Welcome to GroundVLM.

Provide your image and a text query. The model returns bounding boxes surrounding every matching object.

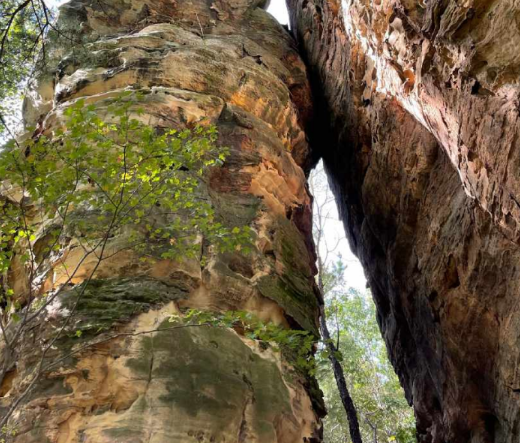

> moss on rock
[123,321,297,441]
[256,216,319,335]
[61,277,189,334]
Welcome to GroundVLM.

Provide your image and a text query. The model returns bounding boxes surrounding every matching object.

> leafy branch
[0,92,252,431]
[0,0,56,135]
[170,309,319,375]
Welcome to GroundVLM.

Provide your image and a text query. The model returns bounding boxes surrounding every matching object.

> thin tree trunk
[319,304,364,443]
[311,169,364,443]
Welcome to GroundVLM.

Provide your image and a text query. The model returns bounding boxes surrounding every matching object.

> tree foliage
[0,0,55,135]
[309,164,415,443]
[1,93,250,298]
[0,93,251,432]
[317,259,416,443]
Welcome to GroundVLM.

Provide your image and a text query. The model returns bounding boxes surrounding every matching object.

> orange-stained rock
[0,0,324,441]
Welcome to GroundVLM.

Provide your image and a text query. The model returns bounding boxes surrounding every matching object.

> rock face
[288,1,520,442]
[0,0,324,441]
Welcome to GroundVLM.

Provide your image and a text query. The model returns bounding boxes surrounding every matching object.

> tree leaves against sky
[0,0,54,135]
[317,259,416,443]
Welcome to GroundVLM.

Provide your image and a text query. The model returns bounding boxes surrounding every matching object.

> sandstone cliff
[288,1,520,442]
[0,0,325,441]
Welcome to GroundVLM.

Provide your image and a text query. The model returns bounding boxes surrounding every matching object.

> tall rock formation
[0,0,325,441]
[288,1,520,442]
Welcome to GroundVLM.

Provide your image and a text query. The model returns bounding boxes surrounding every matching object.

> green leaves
[0,423,17,442]
[317,259,416,443]
[0,93,252,319]
[171,308,318,375]
[0,0,58,137]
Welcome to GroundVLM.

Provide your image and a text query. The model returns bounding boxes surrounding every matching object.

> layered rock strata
[288,1,520,442]
[0,1,324,441]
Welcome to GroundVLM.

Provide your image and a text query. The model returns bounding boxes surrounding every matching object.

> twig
[0,0,32,63]
[195,13,205,40]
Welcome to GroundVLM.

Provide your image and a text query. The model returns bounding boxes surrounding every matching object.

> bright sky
[267,0,289,25]
[266,0,367,291]
[310,163,368,291]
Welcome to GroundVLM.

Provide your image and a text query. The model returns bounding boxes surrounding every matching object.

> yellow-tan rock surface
[0,0,324,441]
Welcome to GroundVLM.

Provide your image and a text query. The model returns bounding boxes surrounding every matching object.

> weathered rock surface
[288,1,520,442]
[0,0,324,441]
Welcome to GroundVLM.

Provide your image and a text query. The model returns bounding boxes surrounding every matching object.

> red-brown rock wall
[288,0,520,441]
